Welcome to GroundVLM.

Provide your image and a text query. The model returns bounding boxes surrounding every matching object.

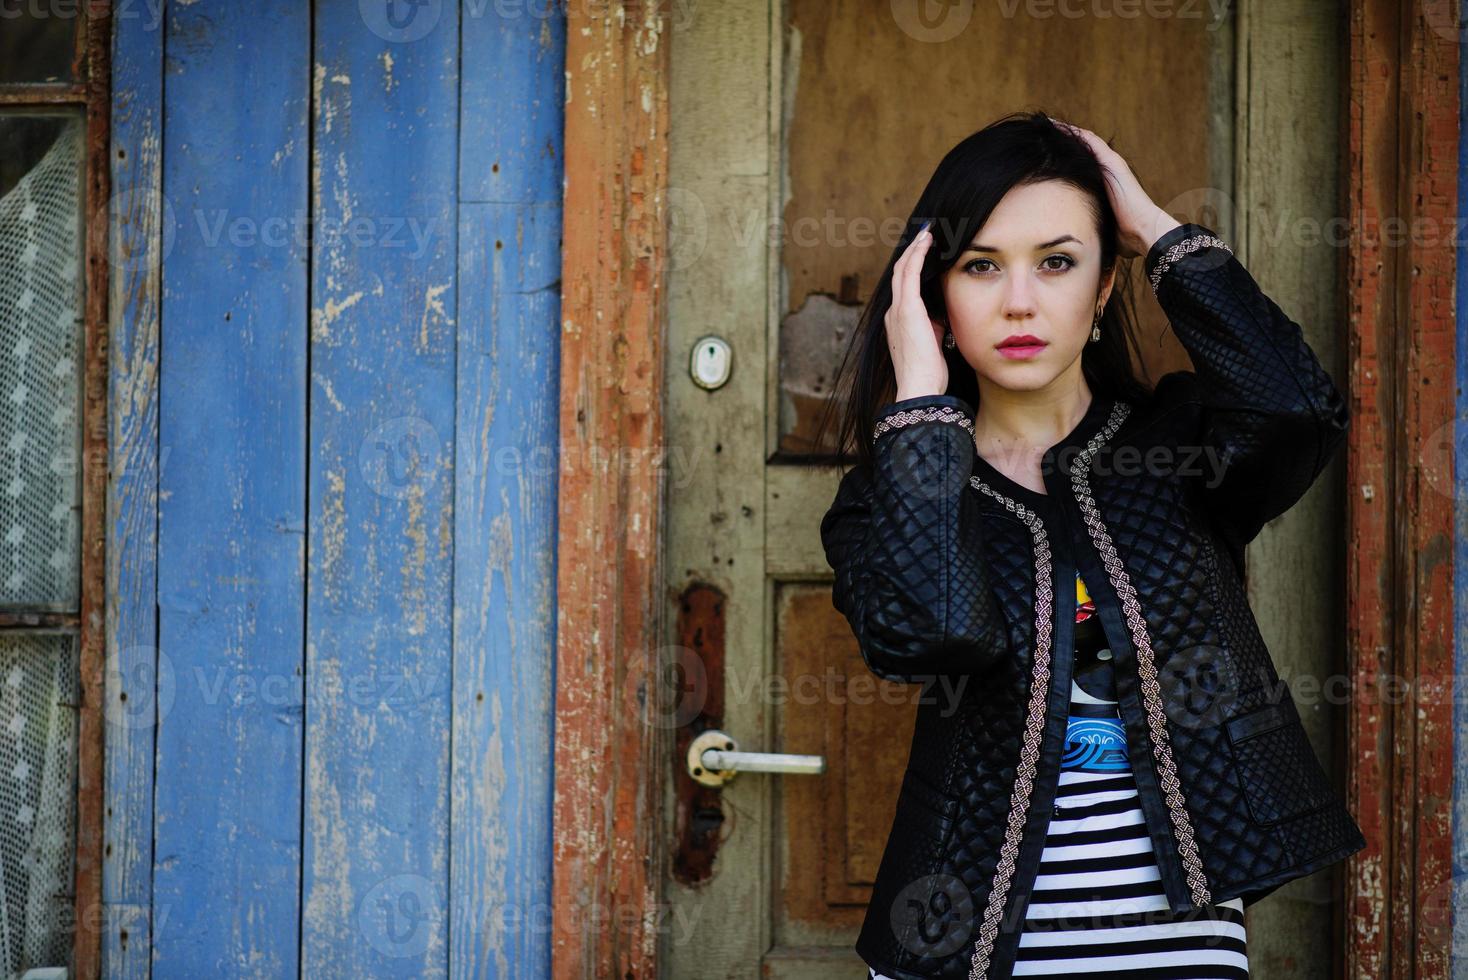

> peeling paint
[420,281,451,350]
[311,290,363,343]
[318,469,346,605]
[312,372,345,413]
[379,50,396,94]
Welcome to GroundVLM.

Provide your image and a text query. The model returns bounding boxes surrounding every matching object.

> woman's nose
[1001,273,1038,317]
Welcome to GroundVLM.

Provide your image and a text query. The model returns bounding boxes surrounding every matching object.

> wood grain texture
[555,3,671,978]
[76,3,113,977]
[302,2,459,976]
[1345,1,1459,976]
[1344,1,1394,970]
[1454,1,1468,964]
[1231,1,1347,974]
[662,1,775,974]
[777,584,910,931]
[450,10,564,977]
[107,0,163,975]
[149,1,309,975]
[105,4,569,975]
[1395,3,1457,974]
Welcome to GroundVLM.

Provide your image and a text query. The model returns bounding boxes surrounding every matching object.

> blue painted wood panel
[302,2,459,976]
[449,10,564,978]
[150,1,311,976]
[104,4,164,977]
[459,7,565,206]
[108,2,566,975]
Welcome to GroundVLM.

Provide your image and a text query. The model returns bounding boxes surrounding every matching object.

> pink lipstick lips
[996,333,1048,360]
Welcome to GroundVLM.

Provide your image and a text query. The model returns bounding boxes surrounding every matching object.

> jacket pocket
[1225,698,1335,826]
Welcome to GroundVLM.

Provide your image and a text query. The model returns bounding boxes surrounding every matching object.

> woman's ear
[1099,266,1118,308]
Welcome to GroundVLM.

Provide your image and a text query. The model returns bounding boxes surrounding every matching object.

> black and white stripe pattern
[867,768,1248,979]
[867,573,1248,978]
[1009,766,1248,977]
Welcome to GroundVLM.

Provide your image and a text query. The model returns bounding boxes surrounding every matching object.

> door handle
[686,729,825,787]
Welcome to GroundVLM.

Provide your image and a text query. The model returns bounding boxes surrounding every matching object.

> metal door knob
[686,729,825,787]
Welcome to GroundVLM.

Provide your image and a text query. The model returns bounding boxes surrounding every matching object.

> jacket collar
[969,391,1123,511]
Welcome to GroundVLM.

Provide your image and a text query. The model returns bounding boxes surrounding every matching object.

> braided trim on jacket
[871,404,975,444]
[1147,233,1232,292]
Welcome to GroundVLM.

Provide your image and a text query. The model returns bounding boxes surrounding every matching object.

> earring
[1089,308,1103,342]
[943,329,956,350]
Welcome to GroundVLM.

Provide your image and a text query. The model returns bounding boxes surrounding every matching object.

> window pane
[0,9,77,85]
[0,115,83,610]
[0,633,78,976]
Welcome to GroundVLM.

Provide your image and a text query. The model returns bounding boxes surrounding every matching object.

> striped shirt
[868,572,1248,978]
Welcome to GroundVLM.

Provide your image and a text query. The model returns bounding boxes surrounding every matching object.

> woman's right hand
[887,222,949,401]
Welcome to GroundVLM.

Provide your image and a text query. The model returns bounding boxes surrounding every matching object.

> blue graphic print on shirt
[1063,571,1127,773]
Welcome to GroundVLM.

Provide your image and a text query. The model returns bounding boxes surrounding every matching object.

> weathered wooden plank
[458,6,563,205]
[149,1,309,975]
[1454,10,1468,964]
[450,200,560,979]
[662,3,778,969]
[450,9,564,978]
[1344,2,1393,970]
[1233,2,1346,973]
[1346,1,1459,976]
[104,0,159,975]
[1399,5,1458,976]
[302,2,458,976]
[555,3,671,978]
[76,4,114,977]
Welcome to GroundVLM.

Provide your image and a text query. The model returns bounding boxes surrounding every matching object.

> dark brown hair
[816,109,1156,471]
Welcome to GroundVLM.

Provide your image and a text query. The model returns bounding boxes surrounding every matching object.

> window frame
[0,3,110,978]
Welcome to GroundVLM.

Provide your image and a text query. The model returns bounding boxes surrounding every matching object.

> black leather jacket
[820,222,1367,979]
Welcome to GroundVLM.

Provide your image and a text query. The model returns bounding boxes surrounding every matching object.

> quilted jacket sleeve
[819,393,1010,684]
[1145,221,1350,551]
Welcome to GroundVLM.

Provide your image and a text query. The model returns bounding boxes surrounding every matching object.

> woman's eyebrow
[963,234,1082,253]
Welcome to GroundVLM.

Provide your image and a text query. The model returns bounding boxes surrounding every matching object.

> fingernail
[919,219,932,234]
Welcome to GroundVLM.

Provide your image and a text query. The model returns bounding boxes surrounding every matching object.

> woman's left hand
[1050,119,1182,260]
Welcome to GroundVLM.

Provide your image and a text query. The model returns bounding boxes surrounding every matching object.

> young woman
[818,112,1366,979]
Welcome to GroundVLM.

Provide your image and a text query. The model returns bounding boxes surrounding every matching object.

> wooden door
[107,3,566,976]
[660,1,1344,976]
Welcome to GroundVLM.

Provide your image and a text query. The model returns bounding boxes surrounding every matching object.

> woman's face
[940,180,1113,393]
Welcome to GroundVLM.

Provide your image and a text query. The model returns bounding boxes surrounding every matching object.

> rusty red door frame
[553,5,672,980]
[1344,0,1458,975]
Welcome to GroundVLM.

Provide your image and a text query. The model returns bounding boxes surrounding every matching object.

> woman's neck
[971,376,1094,473]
